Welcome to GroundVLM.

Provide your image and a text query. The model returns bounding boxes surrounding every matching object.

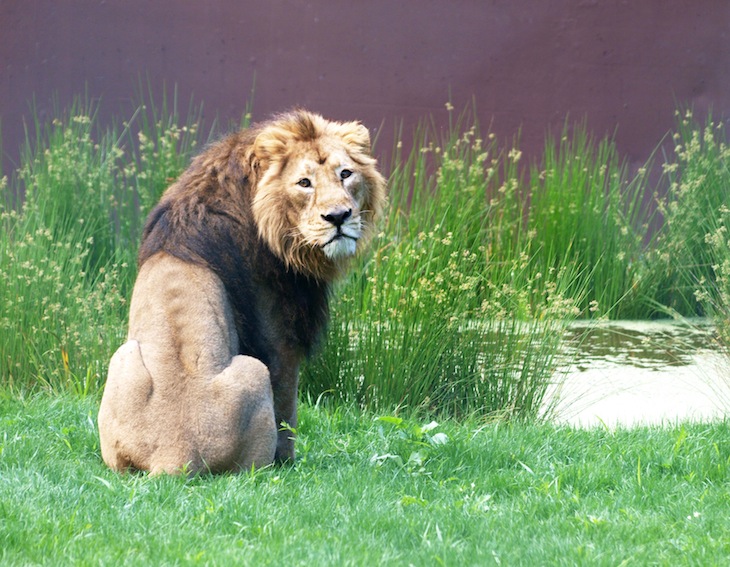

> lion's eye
[297,178,312,189]
[340,169,353,180]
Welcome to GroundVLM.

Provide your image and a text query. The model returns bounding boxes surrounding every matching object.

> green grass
[1,395,729,566]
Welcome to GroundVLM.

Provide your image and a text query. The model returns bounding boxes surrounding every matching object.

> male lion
[98,110,386,474]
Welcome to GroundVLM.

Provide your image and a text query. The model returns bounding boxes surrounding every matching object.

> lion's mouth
[321,232,359,259]
[323,232,358,247]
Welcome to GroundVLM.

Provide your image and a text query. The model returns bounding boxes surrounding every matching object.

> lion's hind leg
[201,355,277,472]
[98,340,155,472]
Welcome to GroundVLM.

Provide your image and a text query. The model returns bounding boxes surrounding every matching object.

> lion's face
[276,141,368,261]
[250,112,386,278]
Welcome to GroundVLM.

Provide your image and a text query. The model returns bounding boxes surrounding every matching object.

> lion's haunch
[98,110,386,474]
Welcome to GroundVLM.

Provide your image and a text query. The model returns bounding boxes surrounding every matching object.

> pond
[547,319,730,427]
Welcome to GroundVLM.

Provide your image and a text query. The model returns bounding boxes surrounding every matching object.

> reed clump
[666,112,730,344]
[1,95,205,394]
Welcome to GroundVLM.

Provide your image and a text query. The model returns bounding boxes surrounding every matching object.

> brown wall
[2,1,729,174]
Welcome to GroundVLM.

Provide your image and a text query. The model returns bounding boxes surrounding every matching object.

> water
[547,319,730,427]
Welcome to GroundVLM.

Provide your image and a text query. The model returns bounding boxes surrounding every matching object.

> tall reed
[652,110,730,316]
[527,122,655,318]
[699,205,730,346]
[665,112,730,342]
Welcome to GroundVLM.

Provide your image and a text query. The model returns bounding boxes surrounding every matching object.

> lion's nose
[321,208,352,228]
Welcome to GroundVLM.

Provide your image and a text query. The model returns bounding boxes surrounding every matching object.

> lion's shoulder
[128,253,238,360]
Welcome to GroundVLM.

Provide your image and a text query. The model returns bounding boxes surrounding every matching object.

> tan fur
[98,110,386,474]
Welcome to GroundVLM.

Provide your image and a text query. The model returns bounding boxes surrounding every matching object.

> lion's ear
[335,122,372,154]
[253,125,290,162]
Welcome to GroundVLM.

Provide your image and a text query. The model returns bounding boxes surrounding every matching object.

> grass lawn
[1,395,729,566]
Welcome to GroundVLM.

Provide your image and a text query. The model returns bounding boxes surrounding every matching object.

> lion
[98,110,386,474]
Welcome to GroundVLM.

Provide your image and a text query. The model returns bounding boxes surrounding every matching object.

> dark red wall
[2,1,729,173]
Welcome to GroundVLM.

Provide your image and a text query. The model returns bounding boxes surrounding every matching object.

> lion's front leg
[269,361,299,463]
